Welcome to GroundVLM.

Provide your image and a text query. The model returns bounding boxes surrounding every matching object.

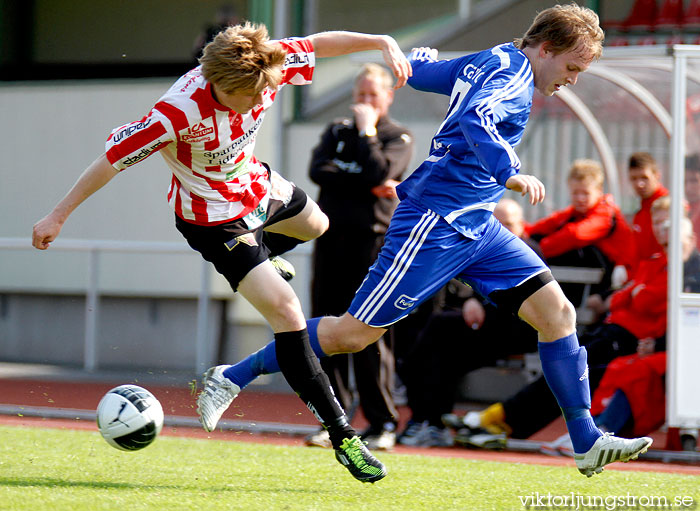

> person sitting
[558,203,700,454]
[684,154,700,250]
[454,195,671,445]
[525,159,635,304]
[627,152,668,265]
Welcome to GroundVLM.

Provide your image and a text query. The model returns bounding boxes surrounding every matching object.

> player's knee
[264,295,306,332]
[557,298,577,331]
[541,296,577,335]
[324,330,367,353]
[322,314,382,354]
[309,210,329,239]
[294,210,328,242]
[519,282,577,338]
[340,333,376,353]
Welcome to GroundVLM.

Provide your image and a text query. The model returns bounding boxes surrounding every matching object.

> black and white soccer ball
[96,384,164,451]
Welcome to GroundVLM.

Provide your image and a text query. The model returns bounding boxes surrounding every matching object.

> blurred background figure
[453,195,682,450]
[192,4,242,62]
[304,63,414,451]
[578,202,700,454]
[685,154,700,250]
[627,152,668,264]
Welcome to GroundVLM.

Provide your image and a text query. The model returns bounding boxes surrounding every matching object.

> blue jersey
[397,43,534,240]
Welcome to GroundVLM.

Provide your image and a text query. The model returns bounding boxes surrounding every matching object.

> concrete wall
[0,294,216,370]
[0,78,280,373]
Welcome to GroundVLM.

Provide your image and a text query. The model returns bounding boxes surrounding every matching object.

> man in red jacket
[628,152,668,264]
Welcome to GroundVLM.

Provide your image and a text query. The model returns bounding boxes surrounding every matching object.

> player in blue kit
[198,3,652,478]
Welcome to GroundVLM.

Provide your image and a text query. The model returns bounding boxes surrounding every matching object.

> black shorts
[175,182,307,291]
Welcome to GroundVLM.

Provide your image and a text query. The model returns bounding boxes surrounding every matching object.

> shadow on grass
[0,476,180,491]
[0,476,335,496]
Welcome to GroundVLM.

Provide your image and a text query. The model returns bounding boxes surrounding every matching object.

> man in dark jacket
[306,63,414,450]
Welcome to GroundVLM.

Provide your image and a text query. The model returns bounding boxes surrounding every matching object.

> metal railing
[0,238,212,373]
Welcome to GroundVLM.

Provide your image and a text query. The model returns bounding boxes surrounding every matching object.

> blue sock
[539,333,602,454]
[223,317,327,389]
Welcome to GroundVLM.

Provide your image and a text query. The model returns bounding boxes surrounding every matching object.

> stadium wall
[0,79,432,375]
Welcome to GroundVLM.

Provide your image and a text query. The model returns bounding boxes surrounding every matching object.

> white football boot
[574,432,652,477]
[196,365,240,432]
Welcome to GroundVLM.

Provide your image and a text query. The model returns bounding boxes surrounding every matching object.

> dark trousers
[312,228,398,430]
[503,323,639,439]
[400,304,539,426]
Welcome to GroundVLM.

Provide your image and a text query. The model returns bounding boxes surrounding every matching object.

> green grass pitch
[0,425,697,510]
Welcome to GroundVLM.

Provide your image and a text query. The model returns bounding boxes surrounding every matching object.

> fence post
[84,248,100,372]
[195,259,211,373]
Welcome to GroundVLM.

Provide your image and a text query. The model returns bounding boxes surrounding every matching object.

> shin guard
[539,335,601,453]
[275,329,354,447]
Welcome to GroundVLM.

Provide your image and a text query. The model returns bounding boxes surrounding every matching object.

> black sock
[263,232,304,257]
[274,329,355,448]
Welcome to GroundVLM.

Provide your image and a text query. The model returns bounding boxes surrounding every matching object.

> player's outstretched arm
[505,174,546,205]
[32,154,119,250]
[307,31,411,88]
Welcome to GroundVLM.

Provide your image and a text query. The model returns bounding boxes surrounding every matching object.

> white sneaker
[305,429,332,449]
[399,421,453,447]
[462,411,483,429]
[426,425,454,447]
[364,430,396,451]
[196,365,240,432]
[454,428,504,450]
[540,433,574,457]
[574,432,652,477]
[398,421,430,446]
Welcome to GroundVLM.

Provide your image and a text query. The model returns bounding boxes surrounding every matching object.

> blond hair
[651,197,693,238]
[354,63,393,90]
[651,195,671,213]
[515,3,604,60]
[199,22,287,94]
[568,159,604,188]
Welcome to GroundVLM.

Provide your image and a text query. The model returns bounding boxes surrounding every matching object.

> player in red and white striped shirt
[32,22,411,482]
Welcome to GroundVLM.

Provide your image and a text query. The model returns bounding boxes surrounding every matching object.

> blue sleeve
[407,51,461,96]
[457,66,531,186]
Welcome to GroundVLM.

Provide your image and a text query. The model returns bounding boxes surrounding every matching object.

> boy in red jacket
[526,159,635,301]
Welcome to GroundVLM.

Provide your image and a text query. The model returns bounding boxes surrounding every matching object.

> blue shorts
[348,200,548,327]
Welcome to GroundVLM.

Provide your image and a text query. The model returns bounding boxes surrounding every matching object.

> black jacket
[309,115,413,234]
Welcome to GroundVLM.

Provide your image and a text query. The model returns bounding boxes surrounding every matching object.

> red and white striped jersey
[105,37,315,225]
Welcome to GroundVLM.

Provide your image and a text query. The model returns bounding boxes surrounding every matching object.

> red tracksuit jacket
[525,194,636,271]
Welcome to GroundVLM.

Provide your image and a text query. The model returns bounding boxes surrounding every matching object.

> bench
[549,265,606,327]
[459,265,607,402]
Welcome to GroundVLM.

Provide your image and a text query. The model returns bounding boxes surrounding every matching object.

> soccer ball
[96,384,164,451]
